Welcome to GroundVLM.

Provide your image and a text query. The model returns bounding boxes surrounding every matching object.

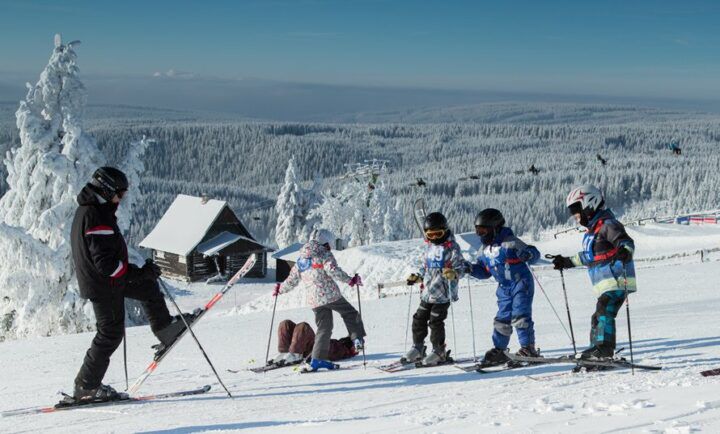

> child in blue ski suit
[469,209,541,365]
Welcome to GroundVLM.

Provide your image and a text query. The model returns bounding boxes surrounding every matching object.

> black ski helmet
[90,167,128,201]
[474,208,505,228]
[475,208,505,244]
[423,212,448,231]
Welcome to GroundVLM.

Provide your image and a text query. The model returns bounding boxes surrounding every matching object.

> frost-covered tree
[274,157,303,248]
[310,178,404,247]
[0,35,145,341]
[297,173,323,242]
[384,198,405,242]
[275,158,324,248]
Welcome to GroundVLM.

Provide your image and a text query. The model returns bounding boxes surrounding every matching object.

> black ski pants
[412,300,450,351]
[75,279,172,389]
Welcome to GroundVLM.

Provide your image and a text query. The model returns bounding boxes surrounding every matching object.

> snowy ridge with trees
[3,103,719,249]
[83,115,719,248]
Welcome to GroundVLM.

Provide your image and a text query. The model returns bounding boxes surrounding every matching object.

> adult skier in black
[70,167,196,402]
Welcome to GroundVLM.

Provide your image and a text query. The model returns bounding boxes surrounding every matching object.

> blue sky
[0,0,719,112]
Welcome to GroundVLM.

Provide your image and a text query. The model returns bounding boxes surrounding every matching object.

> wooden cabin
[139,194,271,282]
[271,242,304,282]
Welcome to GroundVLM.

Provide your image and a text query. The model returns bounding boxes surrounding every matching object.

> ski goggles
[424,229,447,240]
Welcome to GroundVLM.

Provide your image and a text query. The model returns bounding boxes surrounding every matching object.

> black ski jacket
[70,184,129,300]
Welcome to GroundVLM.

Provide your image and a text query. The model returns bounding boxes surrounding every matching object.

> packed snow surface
[2,223,720,433]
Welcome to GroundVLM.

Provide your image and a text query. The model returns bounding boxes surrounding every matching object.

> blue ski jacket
[570,209,637,297]
[469,227,540,288]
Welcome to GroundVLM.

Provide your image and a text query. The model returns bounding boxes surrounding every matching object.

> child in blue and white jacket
[469,208,541,365]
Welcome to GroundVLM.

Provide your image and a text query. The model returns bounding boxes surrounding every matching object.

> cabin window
[156,251,165,260]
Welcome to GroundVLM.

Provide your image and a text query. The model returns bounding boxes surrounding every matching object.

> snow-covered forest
[2,103,720,248]
[60,116,720,246]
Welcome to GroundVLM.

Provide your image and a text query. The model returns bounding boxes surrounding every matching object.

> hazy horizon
[1,0,719,120]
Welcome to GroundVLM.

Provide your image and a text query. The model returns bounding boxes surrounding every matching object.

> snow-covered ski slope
[2,223,720,433]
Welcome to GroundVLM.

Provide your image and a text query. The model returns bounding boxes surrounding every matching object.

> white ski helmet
[566,184,605,216]
[310,228,335,246]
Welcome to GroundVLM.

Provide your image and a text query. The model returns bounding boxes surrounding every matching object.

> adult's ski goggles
[424,229,447,240]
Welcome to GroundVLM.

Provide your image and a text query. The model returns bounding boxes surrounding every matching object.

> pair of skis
[228,359,305,374]
[378,351,475,373]
[1,385,211,417]
[3,255,257,418]
[454,351,661,375]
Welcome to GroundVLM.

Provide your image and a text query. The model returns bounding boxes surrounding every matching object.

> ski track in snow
[2,223,720,433]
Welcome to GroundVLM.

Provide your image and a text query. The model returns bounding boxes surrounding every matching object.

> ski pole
[122,324,129,391]
[449,298,458,359]
[558,269,578,355]
[158,279,233,398]
[404,285,414,354]
[265,292,279,369]
[355,284,367,368]
[623,264,635,375]
[465,277,477,362]
[544,254,577,355]
[528,267,573,345]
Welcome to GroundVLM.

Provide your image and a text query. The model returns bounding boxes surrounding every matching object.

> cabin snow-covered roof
[271,242,304,262]
[139,194,230,256]
[196,231,268,257]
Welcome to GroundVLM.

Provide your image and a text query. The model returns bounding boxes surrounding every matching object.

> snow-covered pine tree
[274,157,304,249]
[297,172,323,242]
[384,198,405,242]
[0,35,145,341]
[368,181,390,244]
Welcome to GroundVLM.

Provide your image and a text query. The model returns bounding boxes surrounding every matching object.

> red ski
[128,254,257,394]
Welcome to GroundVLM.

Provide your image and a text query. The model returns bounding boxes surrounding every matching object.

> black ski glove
[142,258,162,280]
[615,246,633,264]
[552,255,575,270]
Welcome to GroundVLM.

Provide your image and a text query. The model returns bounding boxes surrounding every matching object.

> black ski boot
[480,347,510,367]
[511,345,542,367]
[578,345,614,360]
[153,309,201,355]
[515,345,540,358]
[73,383,127,402]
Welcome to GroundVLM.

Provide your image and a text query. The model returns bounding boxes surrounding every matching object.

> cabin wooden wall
[153,250,190,282]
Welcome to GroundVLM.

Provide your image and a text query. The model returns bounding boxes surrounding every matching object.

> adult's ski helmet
[474,208,505,244]
[566,184,604,227]
[90,167,128,201]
